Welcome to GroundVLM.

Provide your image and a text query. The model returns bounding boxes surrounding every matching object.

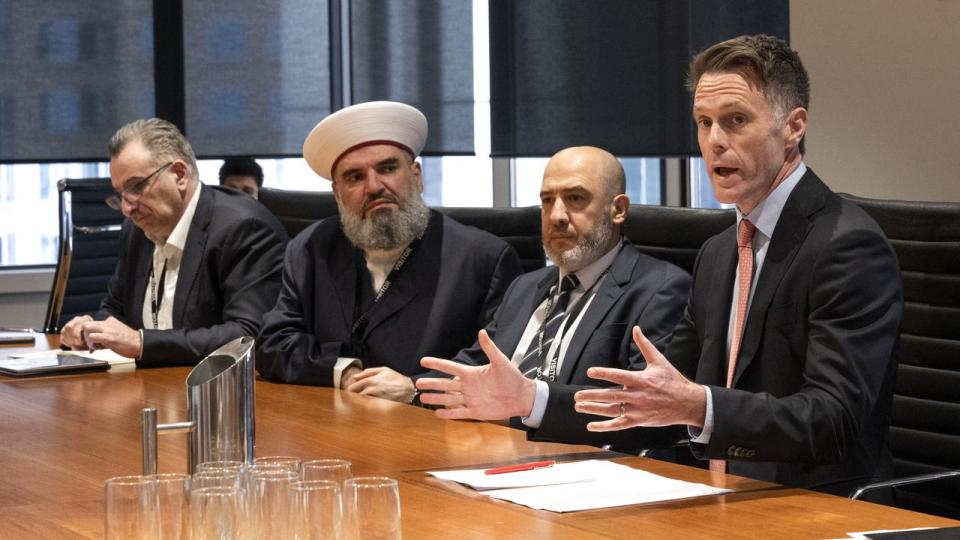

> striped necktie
[518,274,580,379]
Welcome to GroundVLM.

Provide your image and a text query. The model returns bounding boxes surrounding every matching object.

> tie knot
[738,219,756,248]
[560,274,579,294]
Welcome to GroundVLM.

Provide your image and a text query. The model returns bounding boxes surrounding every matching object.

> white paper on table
[845,528,937,539]
[428,459,616,490]
[9,348,135,365]
[429,459,732,513]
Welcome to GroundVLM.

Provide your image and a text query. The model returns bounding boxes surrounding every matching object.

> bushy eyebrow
[339,157,402,178]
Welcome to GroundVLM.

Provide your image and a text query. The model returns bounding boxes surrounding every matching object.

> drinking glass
[289,480,342,539]
[189,486,245,540]
[302,458,353,485]
[254,455,302,473]
[248,467,299,537]
[343,477,401,540]
[196,460,244,474]
[192,469,244,491]
[104,475,160,540]
[153,473,189,540]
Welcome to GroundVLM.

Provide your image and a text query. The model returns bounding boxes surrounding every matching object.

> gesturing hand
[574,326,705,431]
[417,329,537,420]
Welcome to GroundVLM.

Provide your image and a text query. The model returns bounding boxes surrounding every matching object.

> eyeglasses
[105,161,173,210]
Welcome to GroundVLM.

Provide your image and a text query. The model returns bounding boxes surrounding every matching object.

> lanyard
[350,236,422,337]
[149,258,168,329]
[535,270,608,382]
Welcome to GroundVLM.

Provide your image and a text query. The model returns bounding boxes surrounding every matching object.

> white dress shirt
[690,162,807,443]
[141,183,202,331]
[332,244,408,388]
[517,241,623,428]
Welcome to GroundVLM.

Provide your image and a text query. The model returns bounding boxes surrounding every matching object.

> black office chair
[43,178,124,333]
[258,187,338,238]
[438,206,545,272]
[841,193,960,519]
[623,204,735,274]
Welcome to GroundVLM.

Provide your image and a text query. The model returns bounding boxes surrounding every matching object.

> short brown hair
[687,34,810,152]
[108,118,199,179]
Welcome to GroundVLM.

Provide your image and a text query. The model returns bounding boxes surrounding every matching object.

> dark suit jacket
[256,211,522,386]
[97,185,288,366]
[453,242,691,449]
[667,169,902,494]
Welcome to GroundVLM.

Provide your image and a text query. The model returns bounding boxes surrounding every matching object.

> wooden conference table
[1,334,957,539]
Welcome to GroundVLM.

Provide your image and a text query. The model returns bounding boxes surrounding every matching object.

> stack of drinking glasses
[104,456,402,539]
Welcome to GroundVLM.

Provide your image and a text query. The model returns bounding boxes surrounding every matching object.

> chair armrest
[849,470,960,500]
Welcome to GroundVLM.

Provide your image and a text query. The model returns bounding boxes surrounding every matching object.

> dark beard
[543,211,613,272]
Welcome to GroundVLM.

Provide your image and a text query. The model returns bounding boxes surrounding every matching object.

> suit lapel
[360,266,418,341]
[130,230,153,328]
[702,228,738,386]
[171,187,212,327]
[500,269,558,359]
[360,212,442,341]
[732,171,827,385]
[330,228,361,332]
[557,247,634,382]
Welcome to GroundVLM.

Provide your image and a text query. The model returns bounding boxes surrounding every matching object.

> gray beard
[339,194,430,251]
[543,212,614,272]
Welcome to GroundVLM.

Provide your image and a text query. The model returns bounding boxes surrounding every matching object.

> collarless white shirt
[331,241,412,388]
[364,245,407,293]
[142,183,202,330]
[518,240,623,428]
[692,162,807,443]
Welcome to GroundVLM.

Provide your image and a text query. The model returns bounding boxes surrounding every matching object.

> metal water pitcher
[141,336,256,474]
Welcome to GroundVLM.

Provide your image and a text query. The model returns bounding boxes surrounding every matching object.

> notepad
[428,459,733,512]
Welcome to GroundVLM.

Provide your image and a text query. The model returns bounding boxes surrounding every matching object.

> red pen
[483,460,556,475]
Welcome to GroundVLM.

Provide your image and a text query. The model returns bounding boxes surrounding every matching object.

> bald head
[544,146,626,200]
[540,146,629,272]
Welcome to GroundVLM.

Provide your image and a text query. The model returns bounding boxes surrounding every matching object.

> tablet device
[0,331,36,344]
[0,354,109,376]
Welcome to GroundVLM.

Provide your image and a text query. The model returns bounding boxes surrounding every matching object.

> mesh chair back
[841,193,960,518]
[623,204,735,274]
[43,178,123,332]
[438,206,544,272]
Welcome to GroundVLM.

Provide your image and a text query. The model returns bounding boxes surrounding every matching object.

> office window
[0,1,154,162]
[514,158,662,208]
[0,162,108,267]
[206,88,250,130]
[183,0,330,157]
[351,0,475,155]
[37,19,81,64]
[688,157,732,210]
[205,18,249,63]
[42,88,82,132]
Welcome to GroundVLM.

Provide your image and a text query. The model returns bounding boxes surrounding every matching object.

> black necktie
[518,274,580,379]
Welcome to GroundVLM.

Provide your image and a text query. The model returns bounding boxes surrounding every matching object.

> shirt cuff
[333,357,362,389]
[521,379,550,428]
[688,385,714,444]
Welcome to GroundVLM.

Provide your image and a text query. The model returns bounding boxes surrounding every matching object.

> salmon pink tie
[710,218,756,475]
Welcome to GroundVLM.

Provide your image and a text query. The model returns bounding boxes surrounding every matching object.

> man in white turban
[257,101,522,404]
